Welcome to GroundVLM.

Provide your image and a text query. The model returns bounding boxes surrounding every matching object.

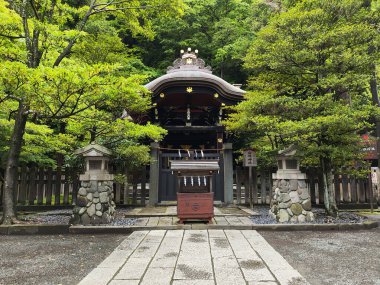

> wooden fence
[1,166,378,208]
[0,166,149,207]
[233,168,378,207]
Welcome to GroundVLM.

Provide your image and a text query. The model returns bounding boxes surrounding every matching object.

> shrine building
[145,48,245,205]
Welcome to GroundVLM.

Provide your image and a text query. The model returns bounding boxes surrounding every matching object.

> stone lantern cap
[274,145,305,180]
[75,142,114,181]
[74,142,112,157]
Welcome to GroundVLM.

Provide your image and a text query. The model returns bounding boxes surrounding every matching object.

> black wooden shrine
[146,48,245,205]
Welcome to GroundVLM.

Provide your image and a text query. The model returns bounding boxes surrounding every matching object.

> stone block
[93,191,100,198]
[287,208,293,216]
[79,207,86,215]
[279,193,291,203]
[289,191,300,203]
[96,203,102,210]
[87,203,96,217]
[278,202,291,209]
[78,187,87,196]
[298,180,306,188]
[81,213,90,224]
[290,203,303,215]
[100,192,108,203]
[278,209,289,222]
[306,212,315,222]
[87,193,93,201]
[300,189,310,200]
[96,211,103,217]
[298,214,306,223]
[290,216,298,223]
[77,196,88,207]
[289,180,298,191]
[302,199,312,211]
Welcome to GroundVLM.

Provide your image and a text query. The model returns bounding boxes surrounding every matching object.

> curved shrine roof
[144,49,245,100]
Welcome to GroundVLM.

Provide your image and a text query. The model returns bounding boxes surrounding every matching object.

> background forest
[0,0,380,222]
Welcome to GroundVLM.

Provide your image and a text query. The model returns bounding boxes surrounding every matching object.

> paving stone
[131,230,165,258]
[238,216,254,225]
[165,206,177,215]
[150,230,183,268]
[158,216,173,226]
[242,230,310,285]
[114,257,152,280]
[115,231,149,251]
[97,250,132,269]
[172,281,215,285]
[248,282,278,285]
[77,267,116,285]
[174,230,213,280]
[146,216,159,226]
[79,229,310,285]
[214,216,229,225]
[225,230,275,282]
[133,218,149,226]
[225,216,243,225]
[109,280,140,285]
[140,267,175,285]
[213,207,223,215]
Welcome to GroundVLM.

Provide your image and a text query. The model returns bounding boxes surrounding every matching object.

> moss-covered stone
[290,203,303,215]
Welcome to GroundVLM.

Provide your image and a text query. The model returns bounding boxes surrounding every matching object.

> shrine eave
[144,70,245,100]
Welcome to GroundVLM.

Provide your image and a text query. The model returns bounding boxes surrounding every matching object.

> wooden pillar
[149,142,160,206]
[217,132,223,150]
[223,143,233,204]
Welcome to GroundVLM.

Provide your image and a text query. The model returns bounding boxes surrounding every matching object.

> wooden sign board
[371,167,378,184]
[243,150,257,167]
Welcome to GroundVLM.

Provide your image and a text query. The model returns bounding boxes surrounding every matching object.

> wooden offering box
[170,160,219,223]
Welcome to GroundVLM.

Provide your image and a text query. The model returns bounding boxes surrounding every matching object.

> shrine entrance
[145,48,245,205]
[158,150,224,202]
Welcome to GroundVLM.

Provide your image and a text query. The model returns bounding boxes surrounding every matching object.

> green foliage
[134,0,277,84]
[227,0,380,173]
[0,0,182,171]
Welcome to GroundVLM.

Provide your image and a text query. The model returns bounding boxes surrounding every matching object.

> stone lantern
[71,142,116,225]
[270,147,314,223]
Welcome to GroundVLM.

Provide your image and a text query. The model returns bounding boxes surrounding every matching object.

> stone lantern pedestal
[270,148,314,223]
[71,143,116,225]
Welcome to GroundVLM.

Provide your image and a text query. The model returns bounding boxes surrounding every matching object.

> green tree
[0,0,182,224]
[134,0,276,84]
[227,0,380,216]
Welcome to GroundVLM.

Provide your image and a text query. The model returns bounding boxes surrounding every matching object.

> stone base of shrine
[71,180,116,225]
[270,173,314,223]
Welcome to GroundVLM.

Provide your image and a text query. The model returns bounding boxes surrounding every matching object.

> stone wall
[71,181,116,225]
[269,179,314,223]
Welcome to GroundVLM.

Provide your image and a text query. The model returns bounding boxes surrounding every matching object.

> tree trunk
[369,68,380,167]
[1,103,28,224]
[321,156,338,217]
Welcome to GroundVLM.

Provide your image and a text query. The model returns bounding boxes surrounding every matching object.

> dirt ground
[260,227,380,285]
[0,234,127,285]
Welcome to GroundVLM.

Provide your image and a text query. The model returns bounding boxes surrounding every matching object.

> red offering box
[177,192,214,223]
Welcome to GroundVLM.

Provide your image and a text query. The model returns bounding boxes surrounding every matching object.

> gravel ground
[250,206,368,224]
[0,234,127,285]
[18,208,137,226]
[260,228,380,285]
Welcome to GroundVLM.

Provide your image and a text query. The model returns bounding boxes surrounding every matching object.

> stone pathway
[125,206,255,217]
[126,206,258,227]
[78,230,309,285]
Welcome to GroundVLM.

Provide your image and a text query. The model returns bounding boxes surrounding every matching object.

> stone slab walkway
[125,206,256,217]
[78,230,309,285]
